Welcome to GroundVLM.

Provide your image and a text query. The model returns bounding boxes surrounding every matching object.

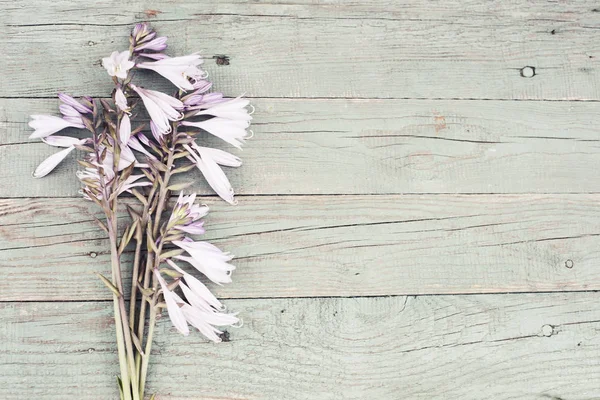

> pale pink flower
[33,137,88,178]
[118,174,152,194]
[173,239,236,285]
[193,97,252,122]
[59,104,86,127]
[139,53,169,61]
[184,144,236,204]
[127,136,156,160]
[119,114,131,144]
[134,36,167,52]
[155,270,190,336]
[180,301,239,343]
[58,93,92,114]
[167,192,208,235]
[160,261,239,342]
[137,54,206,91]
[193,146,242,167]
[183,91,222,108]
[29,115,84,139]
[115,88,130,114]
[181,118,250,149]
[166,259,224,311]
[130,84,183,135]
[102,51,135,79]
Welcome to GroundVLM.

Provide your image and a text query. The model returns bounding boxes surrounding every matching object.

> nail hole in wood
[520,66,536,78]
[541,324,554,337]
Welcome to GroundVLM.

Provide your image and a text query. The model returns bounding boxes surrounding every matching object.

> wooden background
[1,1,600,399]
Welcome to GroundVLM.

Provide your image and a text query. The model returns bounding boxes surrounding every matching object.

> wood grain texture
[1,293,599,399]
[3,98,600,197]
[1,195,599,301]
[1,0,600,99]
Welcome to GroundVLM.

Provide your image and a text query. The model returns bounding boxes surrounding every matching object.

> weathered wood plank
[1,0,600,99]
[1,293,599,399]
[3,98,600,196]
[1,195,599,300]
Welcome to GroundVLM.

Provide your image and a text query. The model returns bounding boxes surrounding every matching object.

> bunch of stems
[94,108,184,399]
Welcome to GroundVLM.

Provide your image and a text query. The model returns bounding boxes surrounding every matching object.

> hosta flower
[114,88,130,114]
[28,115,84,139]
[182,90,220,108]
[132,23,155,42]
[167,192,209,235]
[119,114,131,144]
[155,270,189,336]
[182,118,250,149]
[102,51,135,79]
[134,36,167,52]
[173,239,236,285]
[127,136,156,160]
[166,259,224,311]
[59,104,86,127]
[156,266,239,342]
[137,54,206,91]
[184,144,237,204]
[58,93,92,114]
[33,136,88,178]
[130,84,183,135]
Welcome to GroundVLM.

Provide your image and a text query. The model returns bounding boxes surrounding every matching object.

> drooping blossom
[58,93,92,114]
[127,136,156,160]
[102,51,135,79]
[119,114,131,144]
[193,146,242,168]
[155,270,189,336]
[59,104,86,127]
[137,54,206,91]
[181,86,218,108]
[193,97,252,121]
[115,88,130,114]
[33,136,88,178]
[130,84,183,135]
[184,144,236,204]
[132,23,155,43]
[167,192,208,235]
[173,239,236,285]
[28,115,84,139]
[155,268,239,341]
[182,118,250,149]
[166,259,225,311]
[134,36,167,52]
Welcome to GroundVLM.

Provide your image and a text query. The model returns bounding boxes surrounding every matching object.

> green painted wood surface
[1,0,600,398]
[2,0,600,100]
[3,98,600,196]
[1,294,600,399]
[0,195,598,301]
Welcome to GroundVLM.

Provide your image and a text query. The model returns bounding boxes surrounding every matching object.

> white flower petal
[155,270,189,336]
[33,146,75,178]
[42,136,85,148]
[29,115,82,139]
[115,88,129,113]
[187,145,236,204]
[119,114,131,144]
[192,145,241,167]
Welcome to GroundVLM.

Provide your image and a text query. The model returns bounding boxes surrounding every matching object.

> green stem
[139,302,157,398]
[112,293,131,400]
[138,146,176,398]
[108,218,141,400]
[129,235,143,329]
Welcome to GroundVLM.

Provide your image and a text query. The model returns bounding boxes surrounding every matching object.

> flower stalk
[28,23,252,398]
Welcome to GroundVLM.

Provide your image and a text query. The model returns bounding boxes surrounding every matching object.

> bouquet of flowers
[28,23,252,399]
